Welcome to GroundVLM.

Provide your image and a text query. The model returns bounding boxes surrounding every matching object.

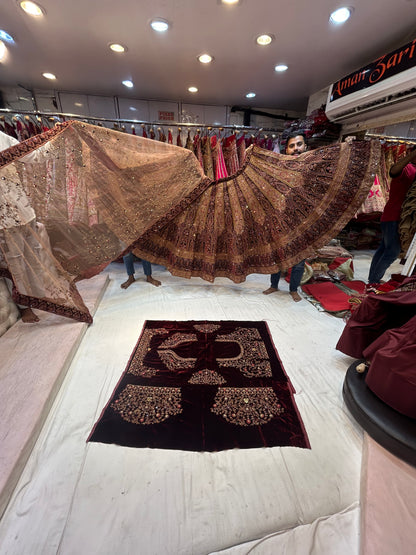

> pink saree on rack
[0,121,381,322]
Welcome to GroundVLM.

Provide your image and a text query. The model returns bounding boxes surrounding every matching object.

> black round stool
[343,360,416,467]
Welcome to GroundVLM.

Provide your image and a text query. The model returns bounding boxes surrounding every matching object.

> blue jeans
[368,221,400,283]
[270,260,305,292]
[123,253,152,277]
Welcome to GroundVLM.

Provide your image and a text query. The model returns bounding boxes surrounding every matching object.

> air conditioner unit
[325,38,416,125]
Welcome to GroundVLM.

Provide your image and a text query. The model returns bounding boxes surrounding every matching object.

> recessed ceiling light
[0,41,6,62]
[150,18,170,32]
[19,1,45,16]
[198,53,213,64]
[0,30,15,44]
[122,80,134,88]
[221,0,240,4]
[42,72,56,80]
[188,86,198,93]
[329,7,352,24]
[109,43,127,53]
[246,92,256,98]
[274,64,288,72]
[129,106,138,111]
[256,34,274,46]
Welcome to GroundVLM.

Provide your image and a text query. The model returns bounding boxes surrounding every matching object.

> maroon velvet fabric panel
[88,320,310,452]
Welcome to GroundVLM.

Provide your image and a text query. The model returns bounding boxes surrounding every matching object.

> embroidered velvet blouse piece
[88,320,310,451]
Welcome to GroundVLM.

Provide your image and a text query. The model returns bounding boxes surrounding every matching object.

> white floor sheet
[0,251,388,555]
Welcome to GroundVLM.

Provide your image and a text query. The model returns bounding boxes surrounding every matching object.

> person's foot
[290,291,302,302]
[121,275,135,289]
[21,307,40,323]
[263,287,278,295]
[147,276,161,287]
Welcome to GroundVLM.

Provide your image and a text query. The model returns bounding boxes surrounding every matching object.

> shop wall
[0,85,302,130]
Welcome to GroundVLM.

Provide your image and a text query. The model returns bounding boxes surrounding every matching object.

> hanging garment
[355,174,386,217]
[255,136,266,149]
[193,132,204,169]
[211,135,228,180]
[0,121,380,322]
[273,137,281,154]
[336,277,416,418]
[237,134,247,167]
[176,130,183,147]
[168,129,173,145]
[222,134,239,175]
[185,130,193,151]
[201,135,214,180]
[265,137,274,151]
[4,121,18,139]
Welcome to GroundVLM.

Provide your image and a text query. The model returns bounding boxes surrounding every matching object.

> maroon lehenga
[336,277,416,418]
[0,121,381,322]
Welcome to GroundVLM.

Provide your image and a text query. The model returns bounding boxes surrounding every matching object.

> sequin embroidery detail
[112,384,182,425]
[211,387,284,426]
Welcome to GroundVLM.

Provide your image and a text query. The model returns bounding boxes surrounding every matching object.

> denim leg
[368,242,385,282]
[289,260,305,292]
[141,259,152,276]
[270,272,280,289]
[368,221,400,283]
[123,252,140,276]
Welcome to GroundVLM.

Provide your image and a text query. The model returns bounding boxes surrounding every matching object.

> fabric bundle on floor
[0,121,381,322]
[302,280,366,314]
[88,320,310,451]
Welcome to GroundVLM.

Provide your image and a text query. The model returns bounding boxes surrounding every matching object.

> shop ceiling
[1,0,416,113]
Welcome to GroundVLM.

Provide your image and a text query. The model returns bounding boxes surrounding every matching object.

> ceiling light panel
[329,7,352,24]
[0,40,6,62]
[0,30,15,44]
[109,43,127,53]
[256,34,274,46]
[150,19,170,32]
[19,1,45,16]
[198,54,213,64]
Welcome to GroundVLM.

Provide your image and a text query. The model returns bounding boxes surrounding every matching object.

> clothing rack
[365,132,416,145]
[0,108,282,137]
